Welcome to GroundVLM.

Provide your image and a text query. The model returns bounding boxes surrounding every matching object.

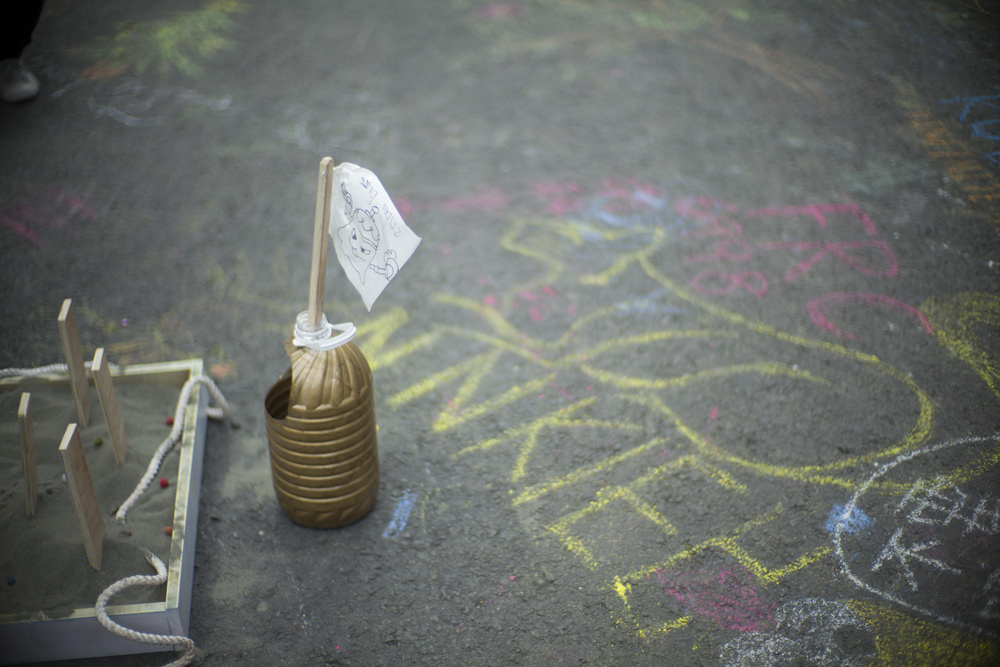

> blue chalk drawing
[614,289,686,316]
[825,503,872,535]
[972,119,1000,141]
[940,90,1000,123]
[382,489,418,538]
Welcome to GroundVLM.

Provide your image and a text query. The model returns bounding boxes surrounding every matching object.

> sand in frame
[0,359,209,664]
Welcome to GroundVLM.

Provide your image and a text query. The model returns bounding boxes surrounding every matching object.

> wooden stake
[58,299,91,427]
[92,347,129,464]
[59,423,105,571]
[308,157,336,328]
[19,393,38,516]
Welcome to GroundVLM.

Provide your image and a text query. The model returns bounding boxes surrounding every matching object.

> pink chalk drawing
[531,180,585,217]
[507,285,566,322]
[397,177,676,235]
[392,195,419,220]
[0,190,98,249]
[677,195,910,340]
[407,182,912,345]
[744,203,878,236]
[685,236,754,263]
[677,197,743,238]
[440,186,513,216]
[0,213,46,248]
[687,239,898,281]
[655,564,775,632]
[754,240,898,282]
[807,292,934,340]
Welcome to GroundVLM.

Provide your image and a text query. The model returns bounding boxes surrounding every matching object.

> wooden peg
[19,393,38,516]
[308,157,335,328]
[58,299,91,427]
[92,347,128,464]
[59,424,105,570]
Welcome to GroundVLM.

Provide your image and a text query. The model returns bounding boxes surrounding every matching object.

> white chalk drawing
[897,474,1000,536]
[719,598,876,667]
[330,163,421,311]
[278,105,389,156]
[86,78,232,127]
[981,570,1000,621]
[832,434,1000,638]
[870,527,960,591]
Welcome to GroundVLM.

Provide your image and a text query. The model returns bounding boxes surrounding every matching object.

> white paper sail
[329,162,421,310]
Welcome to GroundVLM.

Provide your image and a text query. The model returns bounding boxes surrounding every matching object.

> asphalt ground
[2,1,1000,665]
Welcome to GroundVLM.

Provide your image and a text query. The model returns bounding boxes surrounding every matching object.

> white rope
[0,361,122,378]
[96,550,196,666]
[116,374,232,523]
[291,311,357,350]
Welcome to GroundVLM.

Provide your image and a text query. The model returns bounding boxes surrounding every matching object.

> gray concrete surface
[2,0,999,664]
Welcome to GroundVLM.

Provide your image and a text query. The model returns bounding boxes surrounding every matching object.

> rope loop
[96,550,196,666]
[116,374,232,523]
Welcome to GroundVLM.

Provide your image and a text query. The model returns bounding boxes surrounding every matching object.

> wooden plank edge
[92,348,129,464]
[165,371,207,635]
[58,424,105,571]
[18,392,38,516]
[57,299,92,428]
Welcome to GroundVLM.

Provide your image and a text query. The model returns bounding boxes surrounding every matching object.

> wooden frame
[0,359,209,664]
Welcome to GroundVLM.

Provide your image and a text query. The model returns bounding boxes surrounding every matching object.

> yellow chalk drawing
[82,0,245,79]
[362,202,973,644]
[850,599,998,666]
[612,577,692,639]
[624,503,826,582]
[633,256,938,482]
[580,359,829,392]
[608,504,834,638]
[922,293,1000,400]
[355,306,443,372]
[512,433,659,505]
[914,293,1000,495]
[458,397,626,481]
[547,453,749,570]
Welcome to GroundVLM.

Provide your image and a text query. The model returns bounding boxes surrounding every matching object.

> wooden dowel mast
[58,298,91,427]
[19,393,38,516]
[59,423,105,571]
[92,347,129,464]
[308,157,335,328]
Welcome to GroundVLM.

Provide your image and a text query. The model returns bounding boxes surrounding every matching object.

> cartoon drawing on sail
[337,182,399,285]
[330,162,420,311]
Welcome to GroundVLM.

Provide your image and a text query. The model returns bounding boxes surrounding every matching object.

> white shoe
[0,59,40,103]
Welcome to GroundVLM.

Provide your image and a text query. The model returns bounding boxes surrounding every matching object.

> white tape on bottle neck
[292,312,356,350]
